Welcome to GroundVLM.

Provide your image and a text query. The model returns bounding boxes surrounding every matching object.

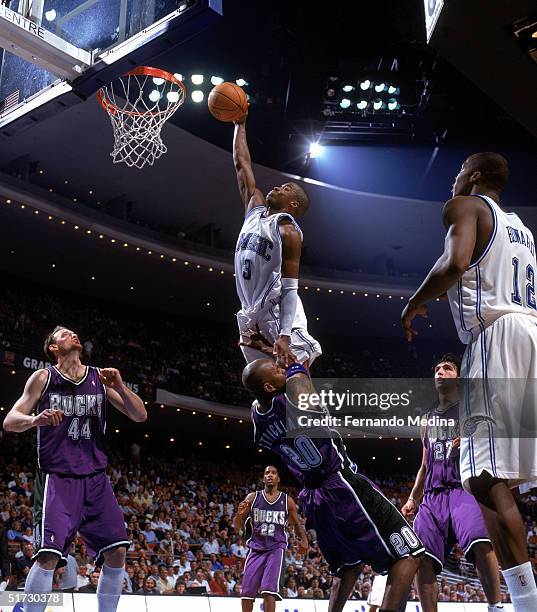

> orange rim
[96,66,186,117]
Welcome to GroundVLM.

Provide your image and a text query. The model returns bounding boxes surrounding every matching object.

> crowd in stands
[0,277,447,407]
[2,435,532,602]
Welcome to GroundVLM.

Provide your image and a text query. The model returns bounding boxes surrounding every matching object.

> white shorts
[237,296,322,365]
[460,313,537,490]
[367,573,388,606]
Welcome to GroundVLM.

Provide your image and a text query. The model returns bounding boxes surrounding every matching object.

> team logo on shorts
[462,415,494,437]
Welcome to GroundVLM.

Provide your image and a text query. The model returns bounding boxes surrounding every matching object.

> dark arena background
[1,1,537,611]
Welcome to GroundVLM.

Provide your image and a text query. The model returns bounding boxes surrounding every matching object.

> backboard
[0,0,222,133]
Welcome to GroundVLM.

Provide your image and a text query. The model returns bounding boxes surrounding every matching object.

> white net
[97,68,186,169]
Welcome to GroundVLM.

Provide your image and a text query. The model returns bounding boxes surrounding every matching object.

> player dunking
[233,113,321,367]
[401,153,537,611]
[233,465,308,611]
[2,326,147,612]
[401,354,502,611]
[242,359,424,612]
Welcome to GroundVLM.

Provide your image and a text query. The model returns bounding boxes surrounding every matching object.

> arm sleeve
[280,277,299,336]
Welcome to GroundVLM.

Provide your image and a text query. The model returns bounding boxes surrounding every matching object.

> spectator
[78,570,100,593]
[209,570,228,596]
[137,576,159,595]
[15,542,33,584]
[230,537,247,558]
[76,565,89,590]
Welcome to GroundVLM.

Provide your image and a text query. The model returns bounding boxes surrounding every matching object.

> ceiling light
[357,100,367,110]
[235,78,247,87]
[309,142,324,158]
[211,76,224,85]
[339,98,351,109]
[148,90,161,102]
[342,85,354,92]
[374,82,386,92]
[359,79,371,90]
[191,90,204,103]
[191,74,204,85]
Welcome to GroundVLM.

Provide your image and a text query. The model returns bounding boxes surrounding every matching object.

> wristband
[286,363,309,379]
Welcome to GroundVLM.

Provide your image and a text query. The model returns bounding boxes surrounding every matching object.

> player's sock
[502,562,537,612]
[23,564,54,612]
[487,603,504,610]
[96,564,124,612]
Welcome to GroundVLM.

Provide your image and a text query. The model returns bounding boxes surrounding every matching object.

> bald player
[401,152,537,611]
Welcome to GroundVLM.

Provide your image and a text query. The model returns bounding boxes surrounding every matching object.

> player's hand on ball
[299,536,309,555]
[33,409,63,427]
[401,499,417,517]
[99,368,124,389]
[273,335,297,368]
[401,301,428,342]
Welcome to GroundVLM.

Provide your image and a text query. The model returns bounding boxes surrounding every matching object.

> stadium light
[211,76,224,85]
[339,98,351,109]
[374,82,386,93]
[148,90,161,102]
[387,98,400,111]
[236,78,248,87]
[191,74,204,85]
[359,79,371,90]
[45,9,56,21]
[191,90,204,103]
[357,100,368,110]
[373,99,384,110]
[174,73,184,82]
[342,85,354,92]
[388,85,398,94]
[152,77,165,86]
[309,143,324,158]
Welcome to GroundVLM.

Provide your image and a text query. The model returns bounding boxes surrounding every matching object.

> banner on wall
[0,594,514,612]
[0,349,143,394]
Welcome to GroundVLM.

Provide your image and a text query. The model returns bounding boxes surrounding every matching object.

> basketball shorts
[298,468,424,576]
[33,469,129,566]
[237,296,322,365]
[413,489,490,573]
[241,547,286,601]
[460,313,537,490]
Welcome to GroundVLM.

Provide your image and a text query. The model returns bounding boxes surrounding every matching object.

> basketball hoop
[97,67,186,169]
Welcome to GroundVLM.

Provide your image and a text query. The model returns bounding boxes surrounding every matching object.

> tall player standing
[401,354,503,612]
[233,113,321,367]
[2,326,147,612]
[401,153,537,611]
[233,465,308,611]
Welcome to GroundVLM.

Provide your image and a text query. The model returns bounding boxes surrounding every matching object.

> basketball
[208,82,248,122]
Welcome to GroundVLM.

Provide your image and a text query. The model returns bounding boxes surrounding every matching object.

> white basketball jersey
[235,206,303,314]
[447,194,537,344]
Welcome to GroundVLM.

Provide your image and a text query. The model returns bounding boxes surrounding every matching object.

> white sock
[502,562,537,612]
[96,564,124,612]
[24,564,54,612]
[488,603,504,611]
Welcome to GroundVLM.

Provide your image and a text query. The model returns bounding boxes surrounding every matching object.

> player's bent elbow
[446,260,468,278]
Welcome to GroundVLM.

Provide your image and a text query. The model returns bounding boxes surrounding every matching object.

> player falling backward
[233,465,308,612]
[402,152,537,611]
[401,354,503,612]
[2,326,147,612]
[233,111,321,367]
[242,359,424,612]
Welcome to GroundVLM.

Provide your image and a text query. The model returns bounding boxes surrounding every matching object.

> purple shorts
[241,547,286,601]
[414,488,491,573]
[33,470,129,565]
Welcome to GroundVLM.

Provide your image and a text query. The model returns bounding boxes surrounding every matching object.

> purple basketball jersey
[246,491,288,552]
[251,395,355,488]
[37,366,108,476]
[423,403,461,493]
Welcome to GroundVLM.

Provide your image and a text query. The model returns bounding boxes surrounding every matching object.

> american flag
[0,89,19,114]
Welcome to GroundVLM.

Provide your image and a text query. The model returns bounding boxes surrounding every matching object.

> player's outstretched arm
[401,196,480,342]
[273,220,302,367]
[99,368,147,422]
[287,496,309,554]
[401,445,426,517]
[3,369,62,433]
[233,492,255,534]
[233,117,265,214]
